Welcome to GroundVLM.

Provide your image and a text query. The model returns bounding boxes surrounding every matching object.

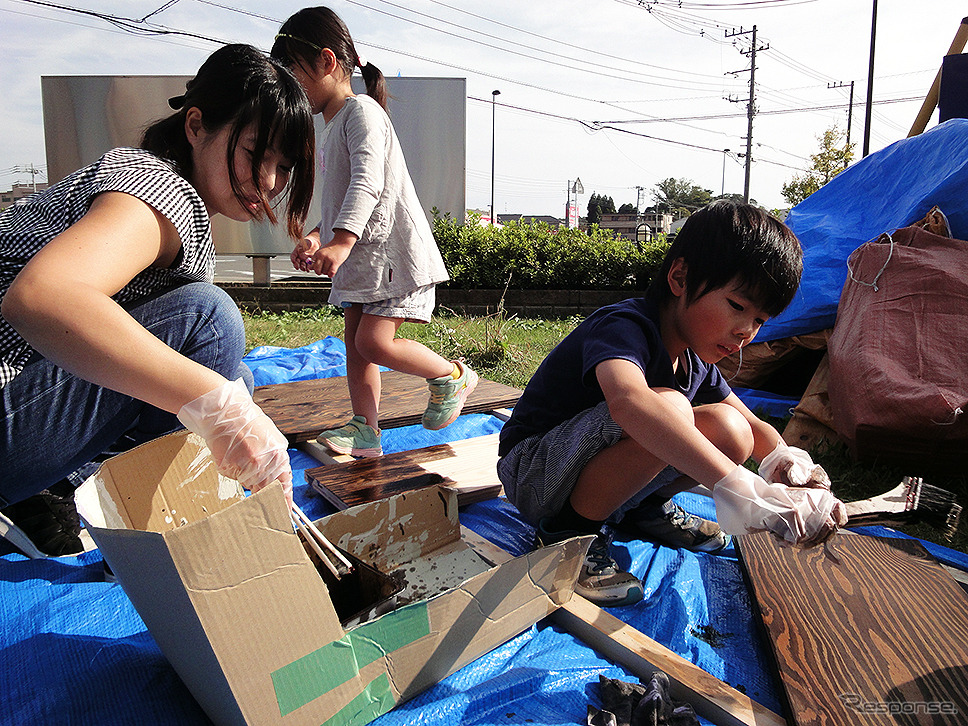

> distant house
[1,182,48,210]
[598,211,673,242]
[497,214,563,226]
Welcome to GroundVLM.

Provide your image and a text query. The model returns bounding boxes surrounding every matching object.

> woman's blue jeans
[0,283,252,506]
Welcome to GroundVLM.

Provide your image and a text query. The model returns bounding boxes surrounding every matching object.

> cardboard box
[76,430,586,726]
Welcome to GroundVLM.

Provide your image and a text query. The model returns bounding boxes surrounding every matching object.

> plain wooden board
[737,531,968,726]
[306,434,504,510]
[460,527,785,726]
[254,370,522,443]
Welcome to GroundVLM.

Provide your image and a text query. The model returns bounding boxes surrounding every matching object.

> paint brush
[290,504,354,578]
[687,476,962,539]
[843,476,962,539]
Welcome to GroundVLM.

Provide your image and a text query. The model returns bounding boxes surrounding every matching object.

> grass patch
[243,308,966,555]
[242,305,581,390]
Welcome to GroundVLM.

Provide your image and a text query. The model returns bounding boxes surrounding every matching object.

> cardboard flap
[166,487,350,724]
[319,487,462,571]
[77,430,245,532]
[87,524,247,726]
[385,536,587,702]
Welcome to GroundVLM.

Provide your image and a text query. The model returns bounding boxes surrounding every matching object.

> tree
[652,178,712,216]
[781,125,855,206]
[617,202,636,214]
[586,192,616,225]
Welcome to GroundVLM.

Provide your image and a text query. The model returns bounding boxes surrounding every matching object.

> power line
[594,95,923,123]
[14,0,229,43]
[423,0,730,79]
[469,95,808,173]
[338,0,733,91]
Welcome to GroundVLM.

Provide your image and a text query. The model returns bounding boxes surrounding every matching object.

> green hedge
[432,211,669,290]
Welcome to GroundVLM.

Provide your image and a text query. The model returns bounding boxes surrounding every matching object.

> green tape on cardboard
[346,601,431,664]
[272,602,430,716]
[323,674,395,726]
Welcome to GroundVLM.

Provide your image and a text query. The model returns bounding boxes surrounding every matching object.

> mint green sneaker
[422,361,479,430]
[316,415,382,457]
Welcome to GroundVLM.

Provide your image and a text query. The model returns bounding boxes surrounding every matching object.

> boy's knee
[695,403,754,464]
[655,388,695,423]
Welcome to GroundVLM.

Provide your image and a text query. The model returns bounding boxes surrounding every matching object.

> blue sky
[2,0,966,213]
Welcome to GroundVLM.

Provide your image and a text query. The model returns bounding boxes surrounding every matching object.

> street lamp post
[721,149,730,196]
[490,90,500,225]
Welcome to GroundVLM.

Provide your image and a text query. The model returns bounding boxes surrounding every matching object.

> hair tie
[168,94,186,110]
[357,55,367,68]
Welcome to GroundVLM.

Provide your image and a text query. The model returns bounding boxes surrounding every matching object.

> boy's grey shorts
[497,400,680,525]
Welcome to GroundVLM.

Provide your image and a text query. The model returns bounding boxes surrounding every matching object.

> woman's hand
[291,230,321,272]
[177,379,293,504]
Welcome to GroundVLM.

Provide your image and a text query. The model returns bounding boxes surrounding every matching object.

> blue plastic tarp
[2,340,965,725]
[759,118,968,342]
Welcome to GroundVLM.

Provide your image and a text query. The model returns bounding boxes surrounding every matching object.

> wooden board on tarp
[737,531,968,726]
[306,434,504,510]
[254,370,522,443]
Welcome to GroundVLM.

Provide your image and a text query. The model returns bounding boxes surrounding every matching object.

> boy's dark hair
[271,6,389,113]
[646,200,802,317]
[140,44,315,240]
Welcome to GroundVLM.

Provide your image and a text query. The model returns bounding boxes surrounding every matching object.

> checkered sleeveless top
[0,147,213,387]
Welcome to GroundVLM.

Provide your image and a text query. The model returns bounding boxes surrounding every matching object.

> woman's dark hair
[271,6,388,113]
[140,43,315,239]
[646,200,803,318]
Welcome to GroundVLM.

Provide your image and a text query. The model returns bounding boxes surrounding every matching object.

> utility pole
[828,80,855,168]
[863,0,877,157]
[726,25,768,203]
[490,90,500,224]
[15,164,42,191]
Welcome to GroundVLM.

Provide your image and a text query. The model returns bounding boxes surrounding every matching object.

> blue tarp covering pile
[760,118,968,342]
[3,338,967,725]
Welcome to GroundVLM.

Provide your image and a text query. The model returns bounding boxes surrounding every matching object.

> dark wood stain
[254,370,521,442]
[305,442,463,510]
[737,531,968,726]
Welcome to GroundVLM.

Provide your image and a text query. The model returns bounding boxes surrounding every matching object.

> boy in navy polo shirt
[498,201,846,606]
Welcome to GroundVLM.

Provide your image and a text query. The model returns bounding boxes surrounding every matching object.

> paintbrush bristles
[842,477,962,540]
[905,476,963,539]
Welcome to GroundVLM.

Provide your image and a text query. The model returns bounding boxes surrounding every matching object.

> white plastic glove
[758,442,831,490]
[713,466,847,545]
[177,379,293,502]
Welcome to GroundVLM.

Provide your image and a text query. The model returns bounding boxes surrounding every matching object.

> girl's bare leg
[343,306,382,428]
[354,313,454,380]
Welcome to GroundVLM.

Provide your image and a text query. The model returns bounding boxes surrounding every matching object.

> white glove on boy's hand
[713,466,846,544]
[758,442,831,490]
[177,379,293,501]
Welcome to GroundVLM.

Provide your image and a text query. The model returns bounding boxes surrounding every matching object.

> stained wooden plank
[306,434,504,510]
[737,531,968,726]
[254,370,522,443]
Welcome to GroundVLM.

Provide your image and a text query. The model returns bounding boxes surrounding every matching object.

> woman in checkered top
[0,44,316,557]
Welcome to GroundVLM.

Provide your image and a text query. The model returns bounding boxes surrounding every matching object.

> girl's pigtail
[359,61,388,114]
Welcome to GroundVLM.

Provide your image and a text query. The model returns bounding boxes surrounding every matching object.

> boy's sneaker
[316,415,383,457]
[620,498,729,553]
[422,360,479,431]
[0,484,84,558]
[537,520,644,607]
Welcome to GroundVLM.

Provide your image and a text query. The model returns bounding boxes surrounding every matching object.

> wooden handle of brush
[291,513,342,578]
[292,504,354,572]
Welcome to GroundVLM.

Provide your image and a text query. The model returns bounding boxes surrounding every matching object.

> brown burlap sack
[827,223,968,469]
